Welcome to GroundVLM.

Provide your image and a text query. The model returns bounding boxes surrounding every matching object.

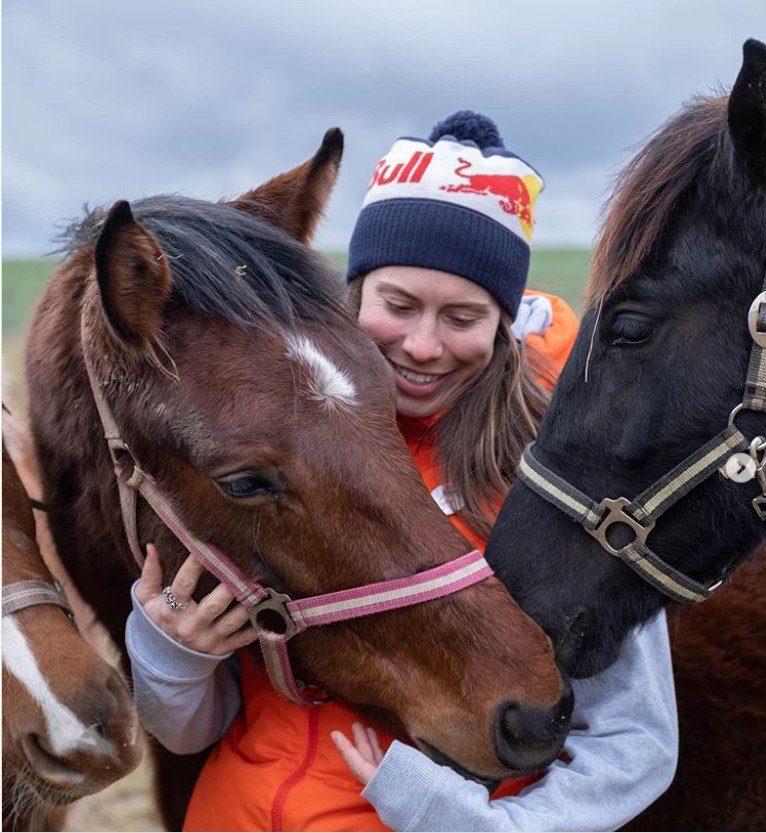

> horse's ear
[728,38,766,184]
[94,200,171,350]
[228,128,344,245]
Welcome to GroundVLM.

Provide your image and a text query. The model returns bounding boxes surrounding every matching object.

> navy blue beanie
[347,111,543,316]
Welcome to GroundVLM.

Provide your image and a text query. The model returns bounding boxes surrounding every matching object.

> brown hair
[347,279,551,538]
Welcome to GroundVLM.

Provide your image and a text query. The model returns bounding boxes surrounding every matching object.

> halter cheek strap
[80,318,493,705]
[517,279,766,605]
[2,580,74,619]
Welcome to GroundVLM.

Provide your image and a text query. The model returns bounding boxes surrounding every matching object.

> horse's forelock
[63,195,350,333]
[587,95,731,308]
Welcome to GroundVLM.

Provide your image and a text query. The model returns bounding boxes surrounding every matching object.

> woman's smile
[387,358,452,396]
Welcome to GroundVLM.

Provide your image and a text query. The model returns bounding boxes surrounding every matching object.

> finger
[331,731,375,785]
[135,544,164,604]
[211,603,251,636]
[170,554,206,603]
[366,727,385,764]
[195,583,237,625]
[351,722,374,763]
[218,624,259,654]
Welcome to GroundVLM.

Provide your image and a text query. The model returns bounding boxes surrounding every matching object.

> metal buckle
[752,495,766,521]
[586,497,656,556]
[248,589,298,640]
[748,291,766,348]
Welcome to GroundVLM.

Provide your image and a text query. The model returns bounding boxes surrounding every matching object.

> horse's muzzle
[492,677,574,773]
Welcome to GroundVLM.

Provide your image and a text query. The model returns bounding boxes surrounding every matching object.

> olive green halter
[517,281,766,605]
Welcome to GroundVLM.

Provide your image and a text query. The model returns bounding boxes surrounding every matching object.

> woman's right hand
[135,543,259,655]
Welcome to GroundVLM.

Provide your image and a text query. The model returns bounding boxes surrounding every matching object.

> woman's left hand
[331,723,385,785]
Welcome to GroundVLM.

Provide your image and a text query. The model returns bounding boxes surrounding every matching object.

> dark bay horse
[24,130,571,828]
[2,429,142,831]
[485,38,766,831]
[487,38,766,677]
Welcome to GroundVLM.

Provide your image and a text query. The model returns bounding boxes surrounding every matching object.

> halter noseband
[517,279,766,605]
[81,317,492,705]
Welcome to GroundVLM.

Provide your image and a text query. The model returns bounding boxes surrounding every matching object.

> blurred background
[2,2,763,829]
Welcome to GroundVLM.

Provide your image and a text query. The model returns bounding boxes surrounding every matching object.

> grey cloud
[3,0,763,255]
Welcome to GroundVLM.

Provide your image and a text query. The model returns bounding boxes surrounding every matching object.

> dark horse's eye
[216,470,283,500]
[608,314,654,346]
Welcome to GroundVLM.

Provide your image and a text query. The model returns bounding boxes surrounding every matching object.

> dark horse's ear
[228,128,344,245]
[94,200,171,350]
[728,38,766,184]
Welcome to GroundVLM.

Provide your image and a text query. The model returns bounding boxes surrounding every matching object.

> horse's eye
[216,470,283,500]
[608,314,654,346]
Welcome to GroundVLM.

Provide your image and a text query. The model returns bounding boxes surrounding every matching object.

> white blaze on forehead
[2,616,108,762]
[285,334,358,409]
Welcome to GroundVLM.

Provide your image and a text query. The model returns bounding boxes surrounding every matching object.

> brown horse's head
[37,130,571,779]
[1,438,142,826]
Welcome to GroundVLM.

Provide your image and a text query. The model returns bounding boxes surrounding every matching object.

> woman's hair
[347,279,551,539]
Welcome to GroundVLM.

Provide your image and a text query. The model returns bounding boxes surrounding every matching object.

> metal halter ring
[748,291,766,348]
[162,585,189,611]
[585,497,656,557]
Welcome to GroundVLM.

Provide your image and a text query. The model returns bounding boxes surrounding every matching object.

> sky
[2,1,764,258]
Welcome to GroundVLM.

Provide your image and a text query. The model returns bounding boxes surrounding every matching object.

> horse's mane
[587,95,729,308]
[63,194,350,330]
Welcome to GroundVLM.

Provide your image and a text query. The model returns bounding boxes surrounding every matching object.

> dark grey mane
[64,194,350,330]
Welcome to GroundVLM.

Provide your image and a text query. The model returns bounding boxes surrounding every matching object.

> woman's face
[358,266,501,418]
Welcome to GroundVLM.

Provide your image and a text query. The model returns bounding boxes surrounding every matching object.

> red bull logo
[440,157,533,225]
[367,150,434,190]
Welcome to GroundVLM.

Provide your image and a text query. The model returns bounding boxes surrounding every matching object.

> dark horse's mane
[588,94,744,307]
[62,194,351,331]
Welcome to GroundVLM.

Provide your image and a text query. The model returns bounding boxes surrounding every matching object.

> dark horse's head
[28,131,571,779]
[487,39,766,678]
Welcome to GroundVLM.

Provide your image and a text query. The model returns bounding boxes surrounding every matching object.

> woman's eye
[448,317,478,328]
[385,301,413,315]
[216,471,283,499]
[608,314,654,346]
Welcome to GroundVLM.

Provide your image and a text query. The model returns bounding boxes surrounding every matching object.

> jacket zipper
[271,707,320,832]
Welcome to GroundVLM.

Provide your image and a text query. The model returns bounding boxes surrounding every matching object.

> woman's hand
[135,543,258,655]
[331,723,386,785]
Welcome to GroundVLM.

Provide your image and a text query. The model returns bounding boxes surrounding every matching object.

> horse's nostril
[493,696,571,772]
[19,732,81,782]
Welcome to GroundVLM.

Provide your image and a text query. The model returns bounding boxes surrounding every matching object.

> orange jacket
[183,293,578,832]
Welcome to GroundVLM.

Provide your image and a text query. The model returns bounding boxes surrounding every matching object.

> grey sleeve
[363,610,678,832]
[125,581,243,755]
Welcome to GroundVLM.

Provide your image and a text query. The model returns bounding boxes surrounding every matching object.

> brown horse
[24,129,571,828]
[625,545,766,831]
[2,430,142,831]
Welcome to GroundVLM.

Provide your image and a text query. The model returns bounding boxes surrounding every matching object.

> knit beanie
[346,110,543,316]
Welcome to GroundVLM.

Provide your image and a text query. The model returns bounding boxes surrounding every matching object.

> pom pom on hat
[428,110,505,149]
[347,111,543,317]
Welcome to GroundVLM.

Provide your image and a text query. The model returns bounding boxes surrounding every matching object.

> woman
[127,112,677,831]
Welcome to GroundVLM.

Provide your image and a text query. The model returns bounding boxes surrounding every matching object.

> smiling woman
[358,267,502,418]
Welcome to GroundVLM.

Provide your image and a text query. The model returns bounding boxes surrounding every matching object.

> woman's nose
[401,324,444,364]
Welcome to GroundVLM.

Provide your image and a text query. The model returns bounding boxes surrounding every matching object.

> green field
[2,249,590,338]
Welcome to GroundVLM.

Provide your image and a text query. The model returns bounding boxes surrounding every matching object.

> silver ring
[162,585,189,611]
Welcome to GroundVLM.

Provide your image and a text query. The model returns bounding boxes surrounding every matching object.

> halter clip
[748,291,766,348]
[586,497,656,557]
